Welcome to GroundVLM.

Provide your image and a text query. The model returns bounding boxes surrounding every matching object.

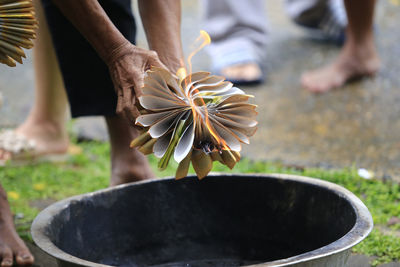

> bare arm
[49,0,183,121]
[49,1,127,62]
[139,0,184,73]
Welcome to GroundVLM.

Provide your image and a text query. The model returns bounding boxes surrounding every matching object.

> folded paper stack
[131,67,258,179]
[0,0,37,67]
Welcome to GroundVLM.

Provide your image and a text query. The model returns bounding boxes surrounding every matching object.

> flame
[204,111,230,151]
[176,30,229,151]
[176,67,187,82]
[187,30,211,79]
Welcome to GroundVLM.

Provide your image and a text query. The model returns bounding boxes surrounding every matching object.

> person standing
[0,0,184,265]
[201,0,378,93]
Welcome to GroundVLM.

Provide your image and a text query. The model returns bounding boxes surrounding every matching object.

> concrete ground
[240,0,400,181]
[0,0,400,266]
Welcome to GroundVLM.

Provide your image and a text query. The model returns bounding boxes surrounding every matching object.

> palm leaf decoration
[131,67,258,179]
[0,0,37,67]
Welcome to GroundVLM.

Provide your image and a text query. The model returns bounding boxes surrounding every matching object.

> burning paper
[131,31,258,179]
[0,0,37,67]
[131,67,258,179]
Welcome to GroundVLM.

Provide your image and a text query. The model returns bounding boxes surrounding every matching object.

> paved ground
[242,0,400,181]
[1,1,400,266]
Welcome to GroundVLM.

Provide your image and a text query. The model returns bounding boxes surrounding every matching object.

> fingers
[0,245,13,267]
[116,84,140,124]
[132,72,144,98]
[116,90,124,115]
[121,87,140,124]
[109,47,171,122]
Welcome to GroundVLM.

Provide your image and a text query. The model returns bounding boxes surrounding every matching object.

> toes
[301,74,318,92]
[13,241,34,266]
[0,245,13,267]
[16,250,34,266]
[301,73,328,93]
[241,63,262,81]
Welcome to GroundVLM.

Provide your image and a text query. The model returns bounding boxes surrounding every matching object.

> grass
[1,140,399,266]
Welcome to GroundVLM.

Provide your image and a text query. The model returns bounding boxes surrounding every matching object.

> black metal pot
[31,174,372,267]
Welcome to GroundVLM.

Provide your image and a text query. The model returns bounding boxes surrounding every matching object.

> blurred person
[202,0,347,85]
[301,0,380,92]
[0,0,67,265]
[286,0,347,44]
[0,0,184,266]
[202,0,268,85]
[40,0,184,187]
[0,1,69,167]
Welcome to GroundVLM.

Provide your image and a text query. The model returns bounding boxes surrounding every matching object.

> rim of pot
[31,173,373,267]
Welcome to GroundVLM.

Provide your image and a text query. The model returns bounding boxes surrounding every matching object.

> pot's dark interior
[47,175,356,267]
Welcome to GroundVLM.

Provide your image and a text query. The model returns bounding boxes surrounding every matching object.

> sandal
[0,129,69,167]
[218,62,265,86]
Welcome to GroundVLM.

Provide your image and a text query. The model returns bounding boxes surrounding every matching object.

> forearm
[139,0,184,73]
[50,0,127,63]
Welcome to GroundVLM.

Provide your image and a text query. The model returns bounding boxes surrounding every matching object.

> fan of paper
[131,67,258,179]
[0,0,37,67]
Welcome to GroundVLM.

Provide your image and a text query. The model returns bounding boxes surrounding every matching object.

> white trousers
[202,0,347,71]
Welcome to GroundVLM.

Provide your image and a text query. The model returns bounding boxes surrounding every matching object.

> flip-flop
[0,129,70,167]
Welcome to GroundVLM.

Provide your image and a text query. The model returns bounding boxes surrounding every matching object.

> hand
[106,41,167,123]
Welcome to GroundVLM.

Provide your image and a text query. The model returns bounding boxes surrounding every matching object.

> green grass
[1,141,399,266]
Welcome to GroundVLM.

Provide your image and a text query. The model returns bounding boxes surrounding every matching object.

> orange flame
[176,31,229,151]
[187,30,211,80]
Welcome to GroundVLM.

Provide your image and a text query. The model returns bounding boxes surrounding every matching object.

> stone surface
[0,2,399,180]
[27,242,57,267]
[378,263,400,267]
[347,254,374,267]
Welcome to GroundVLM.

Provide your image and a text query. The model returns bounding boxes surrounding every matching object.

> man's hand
[106,41,167,123]
[50,0,183,122]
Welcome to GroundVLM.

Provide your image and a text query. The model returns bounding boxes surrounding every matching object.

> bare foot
[301,42,380,93]
[0,187,34,266]
[0,118,69,162]
[221,63,262,82]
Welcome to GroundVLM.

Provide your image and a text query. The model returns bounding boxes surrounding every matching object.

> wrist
[162,56,183,74]
[103,40,134,66]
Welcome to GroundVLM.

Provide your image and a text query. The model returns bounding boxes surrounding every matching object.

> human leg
[0,0,69,162]
[202,0,268,84]
[106,115,154,187]
[40,0,154,187]
[301,0,380,93]
[0,185,34,266]
[0,0,69,264]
